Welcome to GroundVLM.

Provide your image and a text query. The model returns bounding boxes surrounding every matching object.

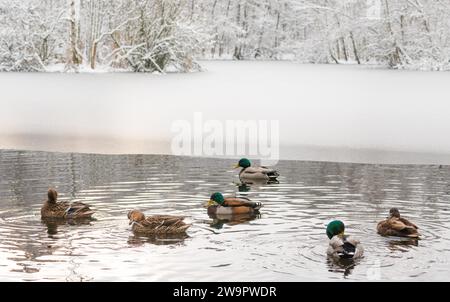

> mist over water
[1,62,450,164]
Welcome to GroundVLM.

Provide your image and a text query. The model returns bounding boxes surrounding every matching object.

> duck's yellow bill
[206,200,216,207]
[233,164,240,169]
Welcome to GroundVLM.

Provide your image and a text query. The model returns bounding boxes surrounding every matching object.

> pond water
[0,149,449,281]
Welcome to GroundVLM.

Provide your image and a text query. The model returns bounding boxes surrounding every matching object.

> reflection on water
[387,238,419,252]
[208,213,261,229]
[41,218,93,236]
[128,234,189,247]
[0,149,450,281]
[326,258,360,279]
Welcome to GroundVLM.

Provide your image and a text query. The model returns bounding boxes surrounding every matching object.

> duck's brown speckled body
[377,208,420,238]
[127,210,191,235]
[41,189,94,219]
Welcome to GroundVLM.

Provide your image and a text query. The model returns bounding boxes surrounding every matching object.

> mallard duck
[41,189,94,219]
[377,208,420,238]
[127,210,191,235]
[207,192,262,215]
[326,220,364,260]
[234,158,279,182]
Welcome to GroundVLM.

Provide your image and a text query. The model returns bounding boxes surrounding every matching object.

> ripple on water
[0,150,450,281]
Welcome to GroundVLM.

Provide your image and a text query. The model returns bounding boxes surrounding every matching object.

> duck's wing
[328,236,344,250]
[131,215,190,234]
[223,197,262,210]
[51,201,71,212]
[142,215,190,231]
[378,218,419,237]
[388,218,420,237]
[244,166,279,177]
[347,237,364,258]
[341,236,363,259]
[398,217,418,229]
[259,166,280,177]
[65,202,94,218]
[329,236,362,259]
[389,218,414,231]
[345,236,360,246]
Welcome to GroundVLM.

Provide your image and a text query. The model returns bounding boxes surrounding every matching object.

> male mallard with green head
[127,210,191,235]
[207,192,262,215]
[377,208,420,238]
[326,220,364,260]
[41,189,94,219]
[234,158,279,182]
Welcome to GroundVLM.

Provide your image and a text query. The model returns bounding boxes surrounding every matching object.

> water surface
[0,149,449,281]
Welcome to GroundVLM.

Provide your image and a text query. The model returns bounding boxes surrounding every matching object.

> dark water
[0,149,449,281]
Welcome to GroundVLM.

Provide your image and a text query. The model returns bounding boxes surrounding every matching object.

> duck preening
[41,189,94,219]
[127,210,191,235]
[234,158,279,182]
[326,220,364,260]
[207,192,262,215]
[377,208,420,238]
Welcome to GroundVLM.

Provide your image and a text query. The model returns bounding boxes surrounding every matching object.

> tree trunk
[90,41,97,69]
[384,0,402,66]
[69,0,82,66]
[274,10,280,49]
[349,32,360,64]
[336,40,341,60]
[341,37,348,61]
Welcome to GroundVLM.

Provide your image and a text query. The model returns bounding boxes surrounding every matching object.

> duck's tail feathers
[338,241,357,259]
[253,201,263,211]
[267,171,279,179]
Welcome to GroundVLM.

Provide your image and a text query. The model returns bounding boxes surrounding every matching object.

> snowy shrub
[2,0,450,72]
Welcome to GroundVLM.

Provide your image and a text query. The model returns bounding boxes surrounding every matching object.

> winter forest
[1,0,450,72]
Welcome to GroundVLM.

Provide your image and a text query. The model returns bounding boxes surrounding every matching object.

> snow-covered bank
[1,61,450,165]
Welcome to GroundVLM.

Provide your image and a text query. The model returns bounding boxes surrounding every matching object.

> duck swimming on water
[207,192,262,216]
[127,210,191,235]
[377,208,420,238]
[41,189,94,219]
[234,158,279,182]
[326,220,364,260]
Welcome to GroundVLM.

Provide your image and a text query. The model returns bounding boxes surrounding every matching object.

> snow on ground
[1,61,450,164]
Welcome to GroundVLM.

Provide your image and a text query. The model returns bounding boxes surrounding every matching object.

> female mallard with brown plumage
[377,208,420,238]
[234,158,279,182]
[41,189,94,219]
[207,192,262,215]
[127,210,191,235]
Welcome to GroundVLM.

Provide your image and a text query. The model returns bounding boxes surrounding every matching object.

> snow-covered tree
[2,0,450,72]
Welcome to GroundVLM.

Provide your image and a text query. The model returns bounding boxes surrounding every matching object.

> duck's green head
[234,158,251,169]
[326,220,345,239]
[208,192,225,206]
